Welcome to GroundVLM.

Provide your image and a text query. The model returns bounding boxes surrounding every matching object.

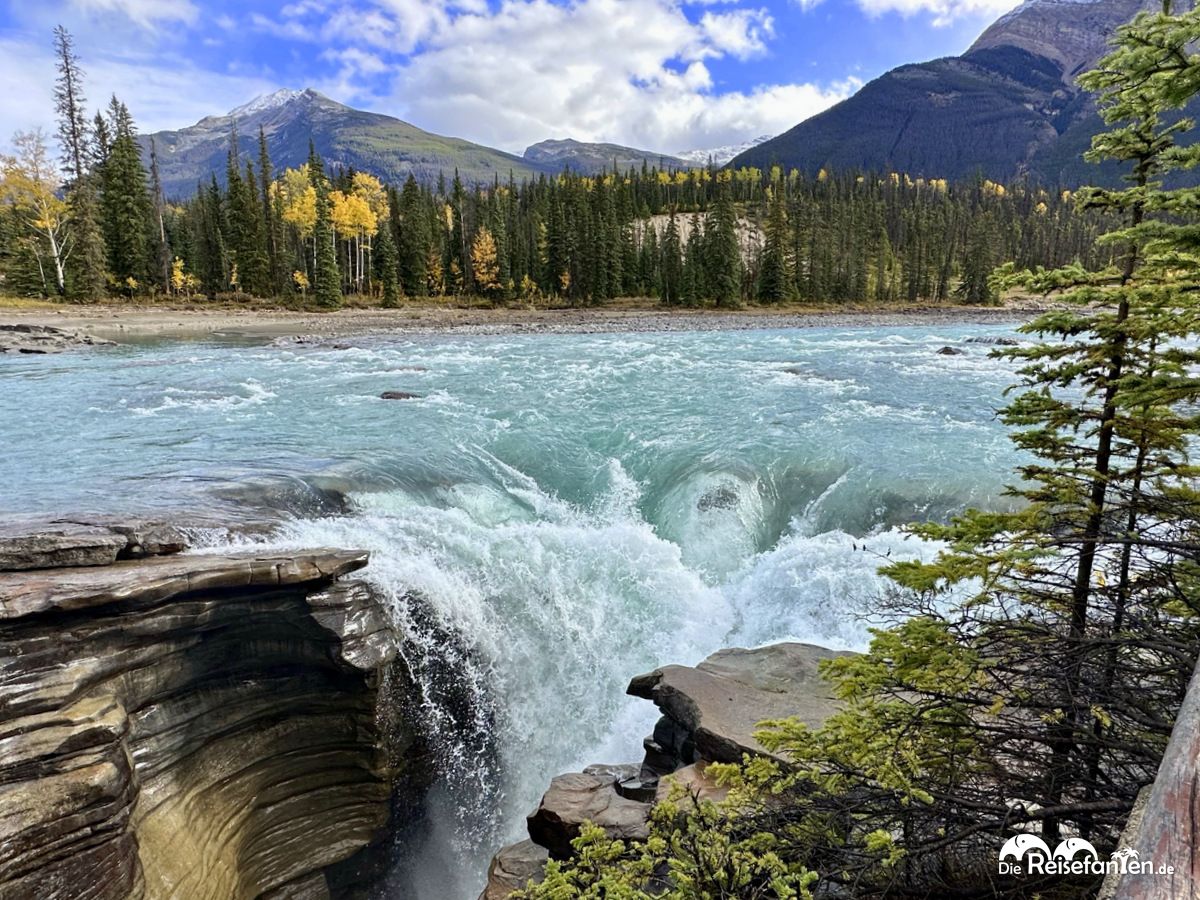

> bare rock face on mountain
[523,138,692,175]
[0,518,424,900]
[732,0,1194,185]
[970,0,1161,83]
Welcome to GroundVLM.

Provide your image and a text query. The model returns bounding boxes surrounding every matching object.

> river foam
[0,321,1027,896]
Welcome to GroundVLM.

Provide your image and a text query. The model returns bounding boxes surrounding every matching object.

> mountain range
[731,0,1192,184]
[143,0,1177,197]
[142,90,762,196]
[142,89,546,197]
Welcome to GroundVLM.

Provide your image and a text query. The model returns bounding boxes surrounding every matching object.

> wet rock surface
[0,517,420,900]
[480,643,850,897]
[0,323,115,354]
[479,840,549,900]
[526,765,652,859]
[628,642,851,765]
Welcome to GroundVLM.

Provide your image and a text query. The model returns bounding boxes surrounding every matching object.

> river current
[0,322,1026,897]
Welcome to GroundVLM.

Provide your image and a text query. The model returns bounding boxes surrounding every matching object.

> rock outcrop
[0,517,420,900]
[479,642,848,898]
[0,323,115,354]
[630,643,851,768]
[479,841,548,900]
[526,765,652,859]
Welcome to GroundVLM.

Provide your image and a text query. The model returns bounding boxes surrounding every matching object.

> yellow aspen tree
[351,172,386,293]
[470,225,501,297]
[1,130,70,295]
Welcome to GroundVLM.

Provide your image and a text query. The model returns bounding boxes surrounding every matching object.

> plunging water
[0,323,1025,897]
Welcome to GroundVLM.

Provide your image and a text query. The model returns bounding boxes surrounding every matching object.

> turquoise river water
[0,322,1027,897]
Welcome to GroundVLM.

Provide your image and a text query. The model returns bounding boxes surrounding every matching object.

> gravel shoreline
[0,303,1042,344]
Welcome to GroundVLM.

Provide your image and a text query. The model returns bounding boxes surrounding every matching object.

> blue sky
[0,0,1022,155]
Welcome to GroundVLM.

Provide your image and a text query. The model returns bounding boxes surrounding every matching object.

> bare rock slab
[479,840,549,900]
[0,323,115,354]
[628,643,851,765]
[527,764,651,859]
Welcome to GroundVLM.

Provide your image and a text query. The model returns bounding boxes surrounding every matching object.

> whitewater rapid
[0,323,1027,897]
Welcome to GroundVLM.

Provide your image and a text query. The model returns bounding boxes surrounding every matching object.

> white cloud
[377,0,852,153]
[0,36,273,150]
[4,0,864,159]
[800,0,1020,25]
[68,0,199,29]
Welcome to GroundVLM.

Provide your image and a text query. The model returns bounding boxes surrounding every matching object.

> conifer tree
[309,150,341,308]
[99,97,151,289]
[374,218,400,308]
[52,25,106,300]
[397,174,429,296]
[258,127,284,294]
[706,178,741,306]
[957,210,997,304]
[660,210,682,305]
[757,184,793,303]
[148,138,171,293]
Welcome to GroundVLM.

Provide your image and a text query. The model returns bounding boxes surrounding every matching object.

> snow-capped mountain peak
[227,89,308,119]
[675,135,773,167]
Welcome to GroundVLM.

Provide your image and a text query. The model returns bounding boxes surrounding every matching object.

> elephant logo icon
[1000,834,1051,861]
[1053,838,1098,861]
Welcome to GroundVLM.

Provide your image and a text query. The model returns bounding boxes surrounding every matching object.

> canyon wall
[0,518,423,900]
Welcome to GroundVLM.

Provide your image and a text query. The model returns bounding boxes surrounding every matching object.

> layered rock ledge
[0,517,419,900]
[479,642,847,898]
[0,323,115,354]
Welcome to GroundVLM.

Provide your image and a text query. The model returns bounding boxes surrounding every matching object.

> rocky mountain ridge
[731,0,1190,184]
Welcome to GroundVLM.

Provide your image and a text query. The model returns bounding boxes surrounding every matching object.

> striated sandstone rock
[0,519,418,900]
[0,517,189,571]
[628,643,850,767]
[478,840,549,900]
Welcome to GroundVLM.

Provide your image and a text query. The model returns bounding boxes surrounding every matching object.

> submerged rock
[0,517,420,900]
[628,643,850,766]
[936,345,965,356]
[479,840,549,900]
[697,484,740,512]
[380,390,422,400]
[965,336,1018,346]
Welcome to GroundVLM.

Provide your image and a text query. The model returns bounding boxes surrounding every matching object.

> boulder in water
[380,390,422,400]
[965,336,1018,346]
[936,346,965,356]
[628,643,851,766]
[697,484,740,512]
